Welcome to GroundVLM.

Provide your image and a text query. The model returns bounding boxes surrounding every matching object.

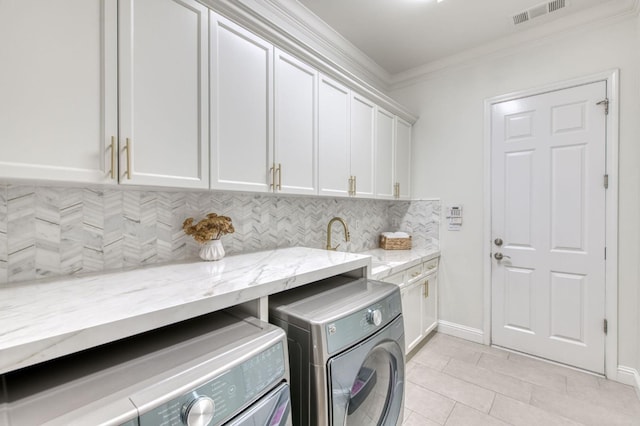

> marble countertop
[0,247,370,375]
[362,247,441,280]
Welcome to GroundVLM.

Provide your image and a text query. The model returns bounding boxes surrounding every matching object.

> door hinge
[603,319,608,334]
[604,174,609,189]
[596,98,609,115]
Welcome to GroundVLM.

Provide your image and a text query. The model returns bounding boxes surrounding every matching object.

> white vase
[199,239,225,261]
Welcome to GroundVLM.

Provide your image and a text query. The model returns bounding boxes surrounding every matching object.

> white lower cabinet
[383,257,439,354]
[402,279,425,352]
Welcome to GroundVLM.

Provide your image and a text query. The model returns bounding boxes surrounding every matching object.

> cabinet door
[402,280,424,354]
[375,108,395,199]
[395,118,412,199]
[350,94,375,198]
[274,49,317,195]
[118,0,209,188]
[421,273,438,336]
[318,75,350,197]
[211,13,273,192]
[0,0,117,183]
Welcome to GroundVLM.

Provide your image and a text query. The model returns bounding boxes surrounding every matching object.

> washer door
[327,315,404,426]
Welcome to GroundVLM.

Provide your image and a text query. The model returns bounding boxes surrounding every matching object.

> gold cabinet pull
[348,177,353,196]
[353,175,357,196]
[110,136,117,179]
[125,138,132,180]
[270,163,275,190]
[277,163,282,190]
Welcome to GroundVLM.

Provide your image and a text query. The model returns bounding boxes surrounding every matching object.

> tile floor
[403,333,640,426]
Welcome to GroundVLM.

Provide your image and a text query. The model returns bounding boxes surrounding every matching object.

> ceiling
[296,0,628,75]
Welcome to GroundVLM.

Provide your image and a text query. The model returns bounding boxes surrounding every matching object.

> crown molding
[389,0,639,89]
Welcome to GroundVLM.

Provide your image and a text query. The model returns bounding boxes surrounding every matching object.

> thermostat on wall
[447,205,462,231]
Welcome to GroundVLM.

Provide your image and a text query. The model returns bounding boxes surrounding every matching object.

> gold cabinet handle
[411,271,421,278]
[349,176,356,196]
[110,136,117,179]
[125,138,132,180]
[277,163,282,190]
[270,163,275,190]
[353,175,357,196]
[423,279,429,298]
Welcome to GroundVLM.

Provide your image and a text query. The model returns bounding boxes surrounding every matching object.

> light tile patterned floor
[404,333,640,426]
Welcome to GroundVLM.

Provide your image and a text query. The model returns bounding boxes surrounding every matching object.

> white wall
[391,16,640,371]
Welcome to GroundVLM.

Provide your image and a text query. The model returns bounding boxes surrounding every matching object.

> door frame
[482,70,619,379]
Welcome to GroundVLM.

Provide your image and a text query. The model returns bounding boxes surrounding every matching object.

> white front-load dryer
[269,275,405,426]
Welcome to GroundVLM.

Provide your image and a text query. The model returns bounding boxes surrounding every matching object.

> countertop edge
[0,248,371,375]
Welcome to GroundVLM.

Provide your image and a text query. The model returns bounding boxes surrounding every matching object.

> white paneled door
[491,81,607,373]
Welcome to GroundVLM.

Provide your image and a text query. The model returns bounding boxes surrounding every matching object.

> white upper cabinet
[118,0,209,188]
[349,94,376,198]
[210,13,273,192]
[318,75,351,197]
[395,117,412,200]
[375,108,396,199]
[274,49,318,195]
[0,0,118,183]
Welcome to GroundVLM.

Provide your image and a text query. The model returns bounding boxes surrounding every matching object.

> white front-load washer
[0,310,291,426]
[269,275,405,426]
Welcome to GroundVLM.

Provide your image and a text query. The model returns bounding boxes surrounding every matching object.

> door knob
[494,252,511,260]
[494,238,503,246]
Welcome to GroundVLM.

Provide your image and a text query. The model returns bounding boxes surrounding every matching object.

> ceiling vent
[512,0,567,25]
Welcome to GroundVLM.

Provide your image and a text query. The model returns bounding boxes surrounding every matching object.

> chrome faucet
[326,217,350,251]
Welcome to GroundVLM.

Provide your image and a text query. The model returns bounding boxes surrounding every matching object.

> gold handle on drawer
[427,264,436,270]
[277,163,282,190]
[411,271,421,278]
[110,136,117,179]
[125,138,132,179]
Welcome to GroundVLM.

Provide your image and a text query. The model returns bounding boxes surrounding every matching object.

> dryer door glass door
[328,315,405,426]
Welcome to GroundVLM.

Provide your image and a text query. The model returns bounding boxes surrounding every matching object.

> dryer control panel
[325,290,402,355]
[137,341,286,426]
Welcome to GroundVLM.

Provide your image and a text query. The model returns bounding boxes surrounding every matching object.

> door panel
[318,76,350,197]
[491,81,606,373]
[350,94,375,197]
[210,13,273,192]
[0,0,117,183]
[119,0,209,188]
[274,49,317,195]
[375,108,395,199]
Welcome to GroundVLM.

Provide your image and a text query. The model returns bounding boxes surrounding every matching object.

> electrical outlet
[355,220,360,229]
[391,218,399,227]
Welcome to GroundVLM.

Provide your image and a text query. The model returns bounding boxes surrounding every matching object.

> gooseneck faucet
[326,217,350,251]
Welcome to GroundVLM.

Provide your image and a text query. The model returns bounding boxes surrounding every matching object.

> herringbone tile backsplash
[0,184,439,285]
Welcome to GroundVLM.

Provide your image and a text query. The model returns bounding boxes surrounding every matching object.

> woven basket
[379,235,412,250]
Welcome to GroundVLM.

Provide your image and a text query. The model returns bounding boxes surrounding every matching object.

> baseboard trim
[617,366,640,400]
[437,320,484,344]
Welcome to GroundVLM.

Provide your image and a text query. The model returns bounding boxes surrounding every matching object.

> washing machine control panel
[138,341,285,426]
[325,289,402,355]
